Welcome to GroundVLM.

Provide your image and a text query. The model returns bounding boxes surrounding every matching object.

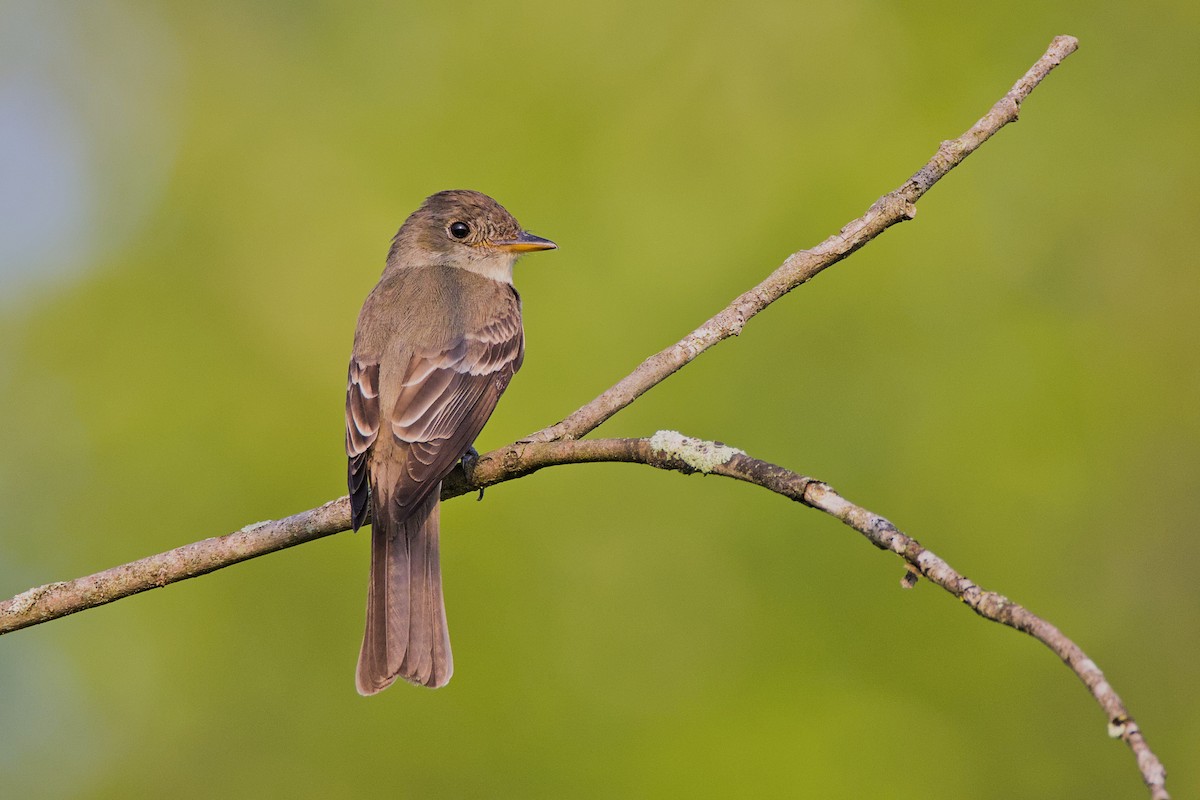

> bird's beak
[493,231,557,253]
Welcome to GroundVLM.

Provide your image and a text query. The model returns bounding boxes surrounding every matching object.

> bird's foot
[461,446,485,501]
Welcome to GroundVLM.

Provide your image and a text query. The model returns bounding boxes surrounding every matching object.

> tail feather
[356,485,453,694]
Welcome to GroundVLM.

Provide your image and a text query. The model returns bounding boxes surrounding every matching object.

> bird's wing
[346,359,381,530]
[384,306,524,518]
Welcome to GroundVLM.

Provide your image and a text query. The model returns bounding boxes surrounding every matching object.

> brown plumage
[346,190,555,694]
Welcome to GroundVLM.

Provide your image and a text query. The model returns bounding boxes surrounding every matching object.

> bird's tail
[356,485,453,694]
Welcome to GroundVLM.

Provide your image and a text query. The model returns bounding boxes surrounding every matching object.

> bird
[345,189,556,694]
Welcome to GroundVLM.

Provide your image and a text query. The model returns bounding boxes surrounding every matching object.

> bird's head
[387,189,556,283]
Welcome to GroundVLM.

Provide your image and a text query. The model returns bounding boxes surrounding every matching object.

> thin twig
[525,34,1080,444]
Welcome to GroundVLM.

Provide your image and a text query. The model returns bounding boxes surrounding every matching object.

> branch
[1,34,1167,798]
[526,34,1081,443]
[0,432,1170,797]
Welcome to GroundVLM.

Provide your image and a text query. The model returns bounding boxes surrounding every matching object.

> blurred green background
[2,1,1197,797]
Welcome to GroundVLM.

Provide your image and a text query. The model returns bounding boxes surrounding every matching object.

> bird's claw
[461,446,485,501]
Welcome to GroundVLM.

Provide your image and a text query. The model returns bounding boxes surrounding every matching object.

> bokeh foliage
[1,1,1197,797]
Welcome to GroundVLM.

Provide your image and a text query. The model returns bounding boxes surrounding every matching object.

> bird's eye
[449,221,470,239]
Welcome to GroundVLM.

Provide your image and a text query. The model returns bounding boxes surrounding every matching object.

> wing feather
[346,360,381,530]
[387,321,522,514]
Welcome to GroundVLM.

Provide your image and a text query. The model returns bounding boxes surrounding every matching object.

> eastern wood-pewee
[346,190,555,694]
